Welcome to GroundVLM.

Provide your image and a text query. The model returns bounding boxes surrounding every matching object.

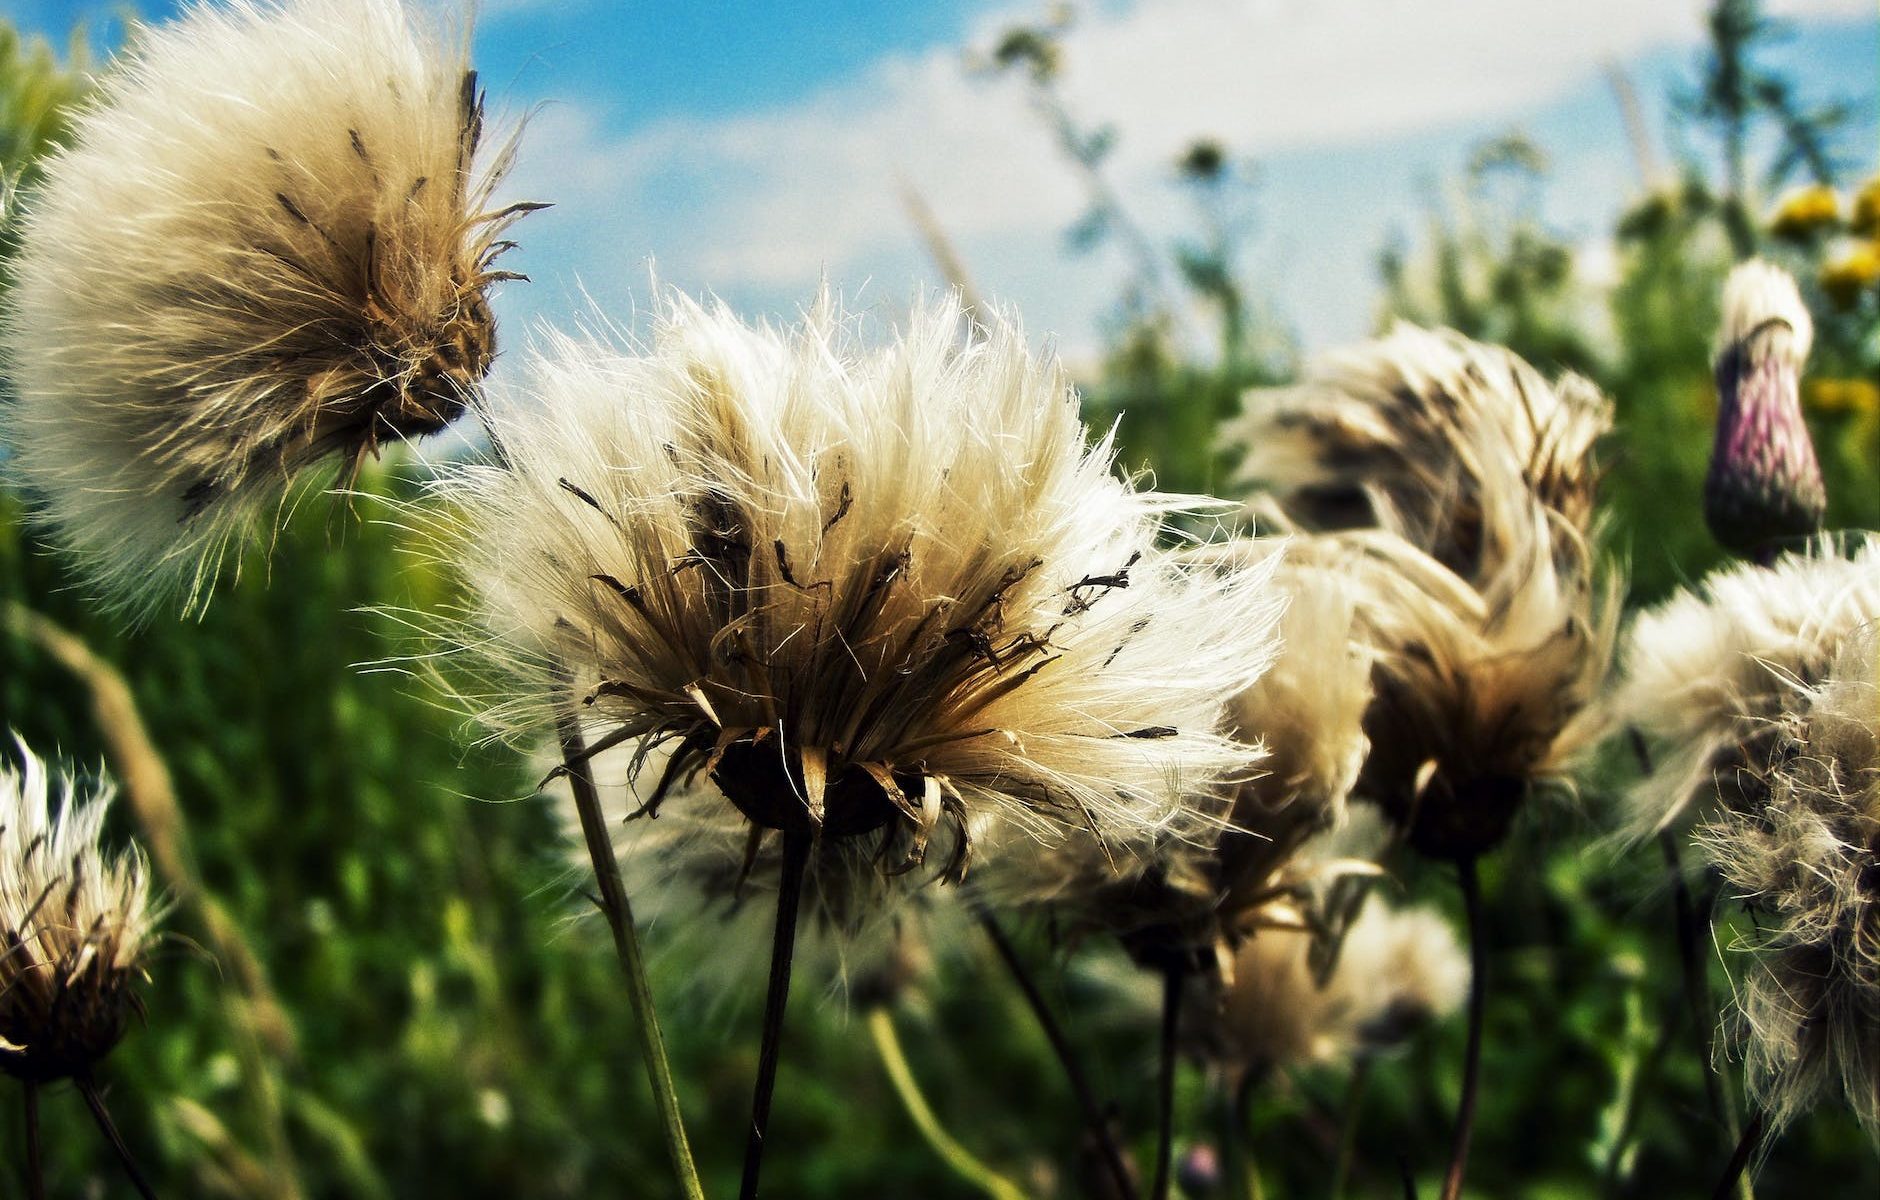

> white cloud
[498,0,1874,356]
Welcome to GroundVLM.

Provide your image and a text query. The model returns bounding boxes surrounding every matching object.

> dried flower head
[1196,895,1468,1074]
[0,742,156,1083]
[1704,260,1826,560]
[0,0,531,615]
[1613,536,1880,835]
[430,293,1282,919]
[981,538,1373,979]
[1696,628,1880,1139]
[1230,327,1615,859]
[1224,323,1608,587]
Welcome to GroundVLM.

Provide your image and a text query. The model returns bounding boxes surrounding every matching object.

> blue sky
[11,0,1877,363]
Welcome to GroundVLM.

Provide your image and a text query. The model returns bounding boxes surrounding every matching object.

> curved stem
[555,699,706,1200]
[976,911,1140,1200]
[76,1075,157,1200]
[740,827,811,1200]
[867,1006,1029,1200]
[1710,1110,1766,1200]
[1329,1058,1372,1200]
[1439,857,1487,1200]
[1151,961,1184,1200]
[23,1080,44,1200]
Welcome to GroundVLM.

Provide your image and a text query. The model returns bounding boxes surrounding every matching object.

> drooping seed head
[0,0,533,616]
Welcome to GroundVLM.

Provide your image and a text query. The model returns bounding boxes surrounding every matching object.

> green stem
[1151,961,1184,1200]
[1439,857,1487,1200]
[23,1080,44,1200]
[977,911,1140,1200]
[1710,1110,1766,1200]
[76,1075,157,1200]
[556,700,705,1200]
[1329,1058,1371,1200]
[740,827,811,1200]
[867,1007,1029,1200]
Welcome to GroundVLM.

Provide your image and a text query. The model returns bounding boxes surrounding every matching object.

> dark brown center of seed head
[377,288,496,439]
[0,981,134,1084]
[1397,772,1527,861]
[708,738,909,839]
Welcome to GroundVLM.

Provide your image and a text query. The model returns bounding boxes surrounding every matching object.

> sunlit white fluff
[1696,628,1880,1140]
[1197,895,1469,1073]
[0,741,157,1082]
[426,292,1284,925]
[0,0,528,616]
[980,538,1373,980]
[1230,328,1615,859]
[1613,536,1880,835]
[1224,323,1608,585]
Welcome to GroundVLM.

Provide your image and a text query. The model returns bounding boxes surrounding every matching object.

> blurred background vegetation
[0,1,1875,1196]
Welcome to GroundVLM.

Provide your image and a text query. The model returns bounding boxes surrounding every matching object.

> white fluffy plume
[0,740,157,1082]
[422,292,1283,919]
[0,0,529,615]
[1613,536,1880,835]
[1696,628,1880,1140]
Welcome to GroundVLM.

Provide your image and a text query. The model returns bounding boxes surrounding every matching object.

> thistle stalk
[1711,1110,1766,1200]
[76,1075,157,1200]
[1439,857,1487,1200]
[24,1081,44,1200]
[977,910,1140,1200]
[555,691,704,1200]
[1151,961,1185,1200]
[867,1006,1029,1200]
[740,827,811,1200]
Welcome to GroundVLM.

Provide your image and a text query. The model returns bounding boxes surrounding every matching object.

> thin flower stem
[976,910,1140,1200]
[1710,1110,1766,1200]
[75,1075,157,1200]
[866,1006,1030,1200]
[555,698,706,1200]
[23,1080,44,1200]
[740,827,811,1200]
[1439,856,1487,1200]
[1151,961,1184,1200]
[1329,1058,1372,1200]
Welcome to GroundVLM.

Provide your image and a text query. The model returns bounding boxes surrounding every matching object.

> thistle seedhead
[981,539,1374,981]
[1696,628,1880,1140]
[1704,260,1826,561]
[0,742,156,1083]
[429,292,1283,931]
[1193,895,1467,1075]
[1231,327,1615,859]
[1612,535,1880,836]
[1225,323,1608,588]
[0,0,533,616]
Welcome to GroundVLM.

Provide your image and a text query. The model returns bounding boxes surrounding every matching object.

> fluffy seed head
[0,0,529,615]
[1231,327,1615,859]
[1224,323,1609,587]
[981,538,1373,979]
[430,293,1283,917]
[1696,628,1880,1139]
[1195,896,1468,1073]
[1705,260,1825,558]
[1613,536,1880,836]
[0,742,157,1083]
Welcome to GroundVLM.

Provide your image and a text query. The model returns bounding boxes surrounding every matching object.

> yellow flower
[1767,184,1841,242]
[1820,242,1880,310]
[1851,176,1880,239]
[1807,378,1880,417]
